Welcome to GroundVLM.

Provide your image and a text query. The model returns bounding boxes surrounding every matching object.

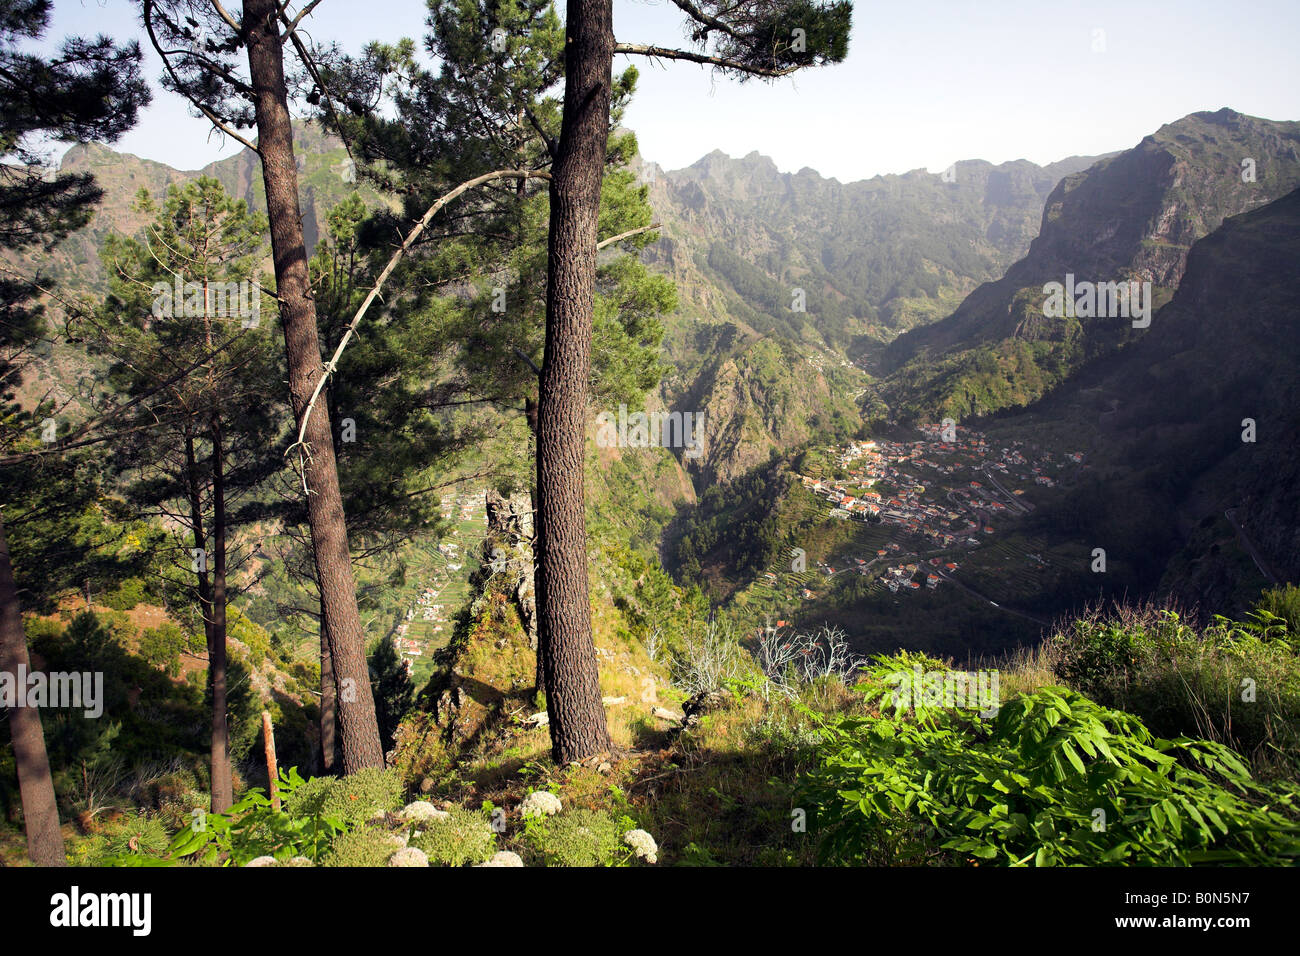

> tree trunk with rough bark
[319,611,336,774]
[535,0,614,763]
[0,511,66,866]
[243,0,384,772]
[209,415,232,812]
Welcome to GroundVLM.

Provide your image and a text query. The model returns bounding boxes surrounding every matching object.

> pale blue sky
[35,0,1300,181]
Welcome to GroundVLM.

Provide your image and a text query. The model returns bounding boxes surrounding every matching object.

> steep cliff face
[198,121,371,254]
[991,186,1300,613]
[1030,108,1300,288]
[883,109,1300,423]
[662,326,867,486]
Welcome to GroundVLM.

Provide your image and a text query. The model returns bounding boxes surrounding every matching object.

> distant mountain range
[879,108,1300,423]
[4,122,376,411]
[635,143,1109,482]
[639,145,1107,347]
[15,122,372,301]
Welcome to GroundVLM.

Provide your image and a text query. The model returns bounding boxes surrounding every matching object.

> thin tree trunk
[182,429,224,811]
[535,0,613,763]
[261,710,280,811]
[183,428,225,811]
[0,511,66,865]
[244,0,384,772]
[209,415,232,813]
[319,608,336,774]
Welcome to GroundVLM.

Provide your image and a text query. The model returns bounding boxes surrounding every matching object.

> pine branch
[289,168,553,462]
[614,42,799,78]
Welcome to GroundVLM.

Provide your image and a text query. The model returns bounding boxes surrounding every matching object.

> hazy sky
[35,0,1300,181]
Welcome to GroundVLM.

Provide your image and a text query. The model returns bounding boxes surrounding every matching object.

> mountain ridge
[880,108,1300,423]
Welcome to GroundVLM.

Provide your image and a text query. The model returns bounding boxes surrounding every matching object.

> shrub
[523,808,627,867]
[1049,607,1300,777]
[100,813,172,863]
[1257,584,1300,636]
[753,625,862,698]
[798,663,1300,866]
[283,766,405,829]
[137,621,189,675]
[409,805,496,866]
[671,618,749,695]
[100,577,151,611]
[168,768,348,866]
[323,826,403,868]
[1050,613,1140,697]
[71,812,171,866]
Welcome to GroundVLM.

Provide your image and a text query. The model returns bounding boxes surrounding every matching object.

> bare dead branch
[596,222,660,250]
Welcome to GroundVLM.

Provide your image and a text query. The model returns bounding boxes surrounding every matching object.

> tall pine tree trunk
[0,511,66,866]
[243,0,384,772]
[209,416,233,812]
[535,0,613,763]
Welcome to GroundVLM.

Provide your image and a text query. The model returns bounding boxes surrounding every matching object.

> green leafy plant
[522,807,630,867]
[322,826,403,867]
[797,659,1300,866]
[166,768,346,866]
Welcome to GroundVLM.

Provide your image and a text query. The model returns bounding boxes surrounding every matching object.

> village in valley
[737,423,1088,637]
[372,428,1088,666]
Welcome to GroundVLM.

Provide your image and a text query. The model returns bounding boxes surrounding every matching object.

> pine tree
[532,0,851,761]
[323,3,674,748]
[139,0,388,771]
[92,177,281,813]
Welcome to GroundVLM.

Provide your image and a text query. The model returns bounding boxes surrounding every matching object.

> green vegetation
[2,0,1297,876]
[11,577,1298,870]
[1050,605,1300,779]
[410,804,497,866]
[799,657,1300,865]
[522,807,628,867]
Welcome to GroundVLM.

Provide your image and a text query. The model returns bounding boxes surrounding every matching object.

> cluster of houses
[875,556,961,593]
[398,584,448,657]
[800,460,976,548]
[440,491,484,524]
[392,622,421,672]
[801,425,1083,546]
[776,425,1088,603]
